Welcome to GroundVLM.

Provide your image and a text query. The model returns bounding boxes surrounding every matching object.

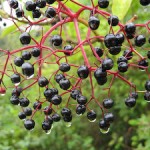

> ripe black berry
[131,92,138,99]
[31,47,41,57]
[33,101,42,109]
[24,119,35,130]
[52,113,61,122]
[77,95,87,105]
[87,110,96,121]
[93,47,103,57]
[36,0,46,8]
[19,97,30,107]
[126,33,135,39]
[99,119,110,130]
[96,77,107,85]
[19,32,31,45]
[144,91,150,101]
[140,0,150,6]
[45,7,56,18]
[10,73,21,85]
[25,1,36,11]
[44,88,58,99]
[10,96,19,105]
[38,77,49,87]
[88,16,100,30]
[94,67,107,80]
[16,9,24,18]
[109,46,121,55]
[24,107,32,116]
[42,120,51,130]
[51,95,62,105]
[118,62,128,73]
[51,35,62,46]
[108,15,119,26]
[22,62,34,77]
[125,97,136,108]
[76,105,86,115]
[18,112,26,120]
[104,112,114,124]
[14,57,24,67]
[98,0,109,8]
[70,89,81,100]
[59,78,71,90]
[125,23,136,34]
[59,63,70,72]
[64,45,73,56]
[22,51,31,60]
[12,87,22,97]
[63,115,72,122]
[147,51,150,59]
[46,0,56,4]
[123,50,133,60]
[55,74,65,83]
[145,80,150,91]
[9,0,18,9]
[117,56,128,64]
[102,58,114,71]
[104,34,117,48]
[32,9,41,18]
[138,60,148,70]
[103,98,114,109]
[61,108,72,117]
[44,106,52,115]
[116,33,124,45]
[135,35,146,47]
[77,65,89,79]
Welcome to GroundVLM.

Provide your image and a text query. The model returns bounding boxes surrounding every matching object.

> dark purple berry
[102,58,114,71]
[103,98,114,109]
[44,106,52,115]
[51,95,62,105]
[96,77,107,85]
[33,101,42,110]
[16,9,24,18]
[147,51,150,59]
[140,0,150,6]
[109,46,121,55]
[36,0,46,8]
[104,34,117,48]
[63,115,72,122]
[135,35,146,47]
[22,51,31,60]
[25,1,36,11]
[108,15,119,26]
[88,16,100,30]
[32,9,41,18]
[46,0,56,4]
[51,35,62,46]
[61,108,71,117]
[70,89,81,100]
[144,91,150,101]
[104,112,114,123]
[55,74,65,83]
[59,63,70,72]
[87,110,96,121]
[24,119,35,130]
[94,67,107,80]
[145,80,150,91]
[42,120,51,130]
[99,119,110,130]
[123,50,133,60]
[22,62,34,77]
[14,57,24,67]
[131,92,138,99]
[18,112,26,120]
[44,88,58,99]
[117,56,128,64]
[125,97,136,108]
[93,47,103,57]
[38,77,49,87]
[12,87,22,97]
[138,59,148,70]
[52,113,61,122]
[19,97,30,107]
[10,73,21,84]
[31,47,41,57]
[116,33,124,44]
[19,32,31,45]
[10,96,19,105]
[64,45,73,56]
[98,0,109,8]
[9,0,18,9]
[24,108,32,116]
[77,65,89,79]
[45,7,56,18]
[59,78,71,90]
[118,62,128,72]
[77,95,87,105]
[125,23,136,34]
[76,105,86,115]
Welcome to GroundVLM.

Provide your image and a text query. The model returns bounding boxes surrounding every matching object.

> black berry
[45,7,56,18]
[24,119,35,130]
[51,35,62,46]
[10,73,21,84]
[25,1,36,11]
[125,97,136,108]
[98,0,109,8]
[19,97,30,107]
[77,65,89,79]
[77,95,87,105]
[103,98,114,109]
[102,58,114,71]
[22,62,34,77]
[19,32,31,45]
[51,95,62,105]
[108,15,119,26]
[59,78,71,90]
[31,47,41,57]
[14,57,24,67]
[22,51,31,60]
[135,35,146,47]
[88,16,100,30]
[87,110,97,121]
[59,63,70,72]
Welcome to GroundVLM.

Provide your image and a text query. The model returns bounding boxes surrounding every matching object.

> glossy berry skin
[19,32,31,45]
[126,33,135,39]
[36,0,46,8]
[140,0,150,6]
[88,16,100,30]
[31,47,41,57]
[10,73,21,84]
[59,63,70,72]
[64,45,73,56]
[44,88,58,99]
[10,0,18,9]
[96,77,107,85]
[10,96,20,105]
[145,80,150,91]
[99,119,110,130]
[38,77,49,87]
[93,47,103,57]
[135,35,146,47]
[24,119,35,130]
[55,74,65,83]
[125,23,136,34]
[45,7,56,18]
[102,58,114,71]
[22,62,34,77]
[77,95,87,105]
[87,110,97,121]
[94,67,107,80]
[19,97,30,107]
[51,35,62,46]
[109,46,121,55]
[98,0,109,8]
[61,108,71,117]
[52,113,61,122]
[77,65,89,79]
[63,115,72,122]
[22,51,31,60]
[103,98,114,109]
[123,50,133,60]
[144,91,150,101]
[51,95,62,105]
[125,97,136,108]
[70,89,81,100]
[118,62,128,73]
[16,9,24,18]
[33,101,42,110]
[76,105,86,115]
[42,120,51,130]
[25,1,36,11]
[147,51,150,59]
[108,15,119,26]
[44,106,52,115]
[117,56,128,64]
[59,78,71,90]
[24,108,32,116]
[138,60,148,70]
[104,112,114,124]
[46,0,56,4]
[116,33,124,45]
[32,9,41,18]
[14,57,24,67]
[131,92,138,99]
[104,34,117,48]
[12,87,22,97]
[18,112,26,120]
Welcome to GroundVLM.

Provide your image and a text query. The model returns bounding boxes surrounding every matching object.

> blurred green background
[0,0,150,150]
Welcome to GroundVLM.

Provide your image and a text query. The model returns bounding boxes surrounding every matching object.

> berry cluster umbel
[0,0,150,134]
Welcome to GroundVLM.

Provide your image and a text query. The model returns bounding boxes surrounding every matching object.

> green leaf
[112,0,133,20]
[128,119,139,126]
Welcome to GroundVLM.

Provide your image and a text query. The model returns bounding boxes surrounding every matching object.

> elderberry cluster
[0,0,149,134]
